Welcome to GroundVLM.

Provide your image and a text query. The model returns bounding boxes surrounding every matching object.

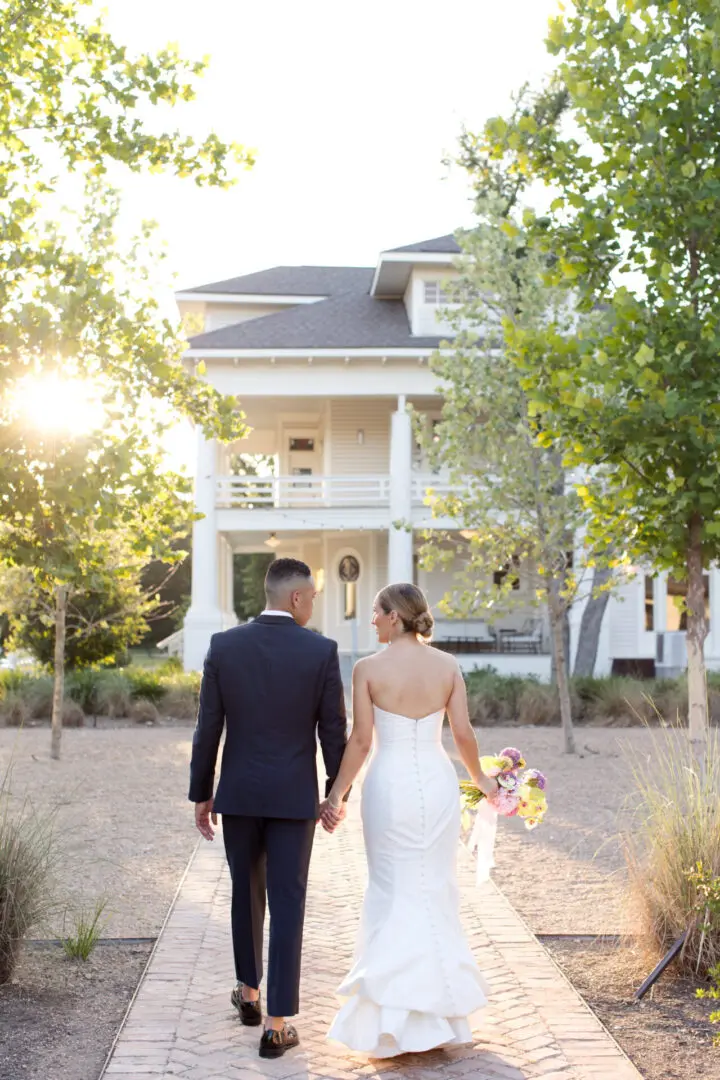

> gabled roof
[388,234,462,254]
[180,265,374,298]
[188,292,445,352]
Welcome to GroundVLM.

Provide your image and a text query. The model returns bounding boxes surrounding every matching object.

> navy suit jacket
[188,615,347,819]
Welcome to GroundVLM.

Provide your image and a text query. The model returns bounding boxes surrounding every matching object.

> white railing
[411,474,454,504]
[216,474,391,509]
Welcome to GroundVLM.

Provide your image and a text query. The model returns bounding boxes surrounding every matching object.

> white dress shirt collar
[260,609,295,619]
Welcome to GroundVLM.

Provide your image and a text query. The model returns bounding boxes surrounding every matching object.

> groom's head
[265,558,316,626]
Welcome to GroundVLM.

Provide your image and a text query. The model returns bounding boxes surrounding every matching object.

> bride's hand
[477,774,500,800]
[318,799,346,833]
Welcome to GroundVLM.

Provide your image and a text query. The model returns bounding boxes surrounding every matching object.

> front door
[284,429,322,502]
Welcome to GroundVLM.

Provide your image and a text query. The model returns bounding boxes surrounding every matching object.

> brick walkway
[102,797,642,1080]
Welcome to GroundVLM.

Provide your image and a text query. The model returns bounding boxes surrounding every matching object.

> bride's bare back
[361,640,457,719]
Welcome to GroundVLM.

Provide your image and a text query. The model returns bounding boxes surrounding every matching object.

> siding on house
[608,577,643,658]
[327,398,393,475]
[203,303,289,333]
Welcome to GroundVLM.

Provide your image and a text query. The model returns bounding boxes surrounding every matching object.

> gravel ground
[0,724,198,938]
[0,942,152,1080]
[544,938,720,1080]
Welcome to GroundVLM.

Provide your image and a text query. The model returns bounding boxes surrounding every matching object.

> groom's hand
[195,799,217,841]
[318,799,346,833]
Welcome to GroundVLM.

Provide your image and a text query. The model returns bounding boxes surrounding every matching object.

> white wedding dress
[328,706,488,1058]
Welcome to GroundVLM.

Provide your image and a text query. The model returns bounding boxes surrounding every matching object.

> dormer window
[424,281,448,305]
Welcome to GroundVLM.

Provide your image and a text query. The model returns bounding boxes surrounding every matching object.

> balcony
[213,473,458,532]
[216,473,454,508]
[216,474,391,508]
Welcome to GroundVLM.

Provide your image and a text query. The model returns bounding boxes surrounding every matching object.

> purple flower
[499,747,522,766]
[522,768,547,791]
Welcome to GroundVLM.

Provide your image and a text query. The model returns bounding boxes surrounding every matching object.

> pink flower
[489,788,520,817]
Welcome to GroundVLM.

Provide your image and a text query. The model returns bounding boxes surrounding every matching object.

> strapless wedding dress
[328,706,488,1058]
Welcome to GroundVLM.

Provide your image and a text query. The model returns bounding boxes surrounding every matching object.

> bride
[319,582,499,1058]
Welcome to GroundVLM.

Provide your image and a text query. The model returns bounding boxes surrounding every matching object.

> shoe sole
[259,1039,299,1059]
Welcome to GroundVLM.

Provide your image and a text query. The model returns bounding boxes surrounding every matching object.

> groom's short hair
[265,557,312,600]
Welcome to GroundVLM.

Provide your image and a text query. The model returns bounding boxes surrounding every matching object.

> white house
[176,234,720,679]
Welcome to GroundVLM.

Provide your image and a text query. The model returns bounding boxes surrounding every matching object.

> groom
[188,557,348,1058]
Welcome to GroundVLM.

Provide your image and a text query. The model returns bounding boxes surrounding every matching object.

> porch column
[222,537,236,624]
[388,395,414,584]
[183,430,224,671]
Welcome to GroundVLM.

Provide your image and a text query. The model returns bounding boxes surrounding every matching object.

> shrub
[61,700,85,728]
[65,669,104,716]
[623,725,720,974]
[696,961,720,1046]
[517,683,561,726]
[0,767,57,983]
[123,669,165,704]
[95,672,133,719]
[161,686,198,720]
[156,656,183,675]
[586,677,658,726]
[0,691,31,727]
[61,899,107,960]
[130,698,159,724]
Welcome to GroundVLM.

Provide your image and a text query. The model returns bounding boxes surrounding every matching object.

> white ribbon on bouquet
[466,799,498,885]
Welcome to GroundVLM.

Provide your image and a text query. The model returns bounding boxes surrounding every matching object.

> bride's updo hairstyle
[377,583,434,641]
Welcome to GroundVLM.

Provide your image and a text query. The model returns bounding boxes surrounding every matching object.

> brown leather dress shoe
[230,985,262,1027]
[259,1024,299,1058]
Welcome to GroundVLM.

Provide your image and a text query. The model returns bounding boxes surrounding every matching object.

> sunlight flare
[12,374,106,435]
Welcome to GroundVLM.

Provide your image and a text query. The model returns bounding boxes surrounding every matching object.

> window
[338,554,360,621]
[424,281,448,305]
[288,437,315,452]
[344,582,357,620]
[645,575,654,631]
[666,574,710,631]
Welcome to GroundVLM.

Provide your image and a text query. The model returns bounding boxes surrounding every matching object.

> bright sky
[99,0,561,472]
[105,0,561,290]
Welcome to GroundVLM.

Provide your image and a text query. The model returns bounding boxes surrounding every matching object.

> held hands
[318,798,346,833]
[195,799,217,841]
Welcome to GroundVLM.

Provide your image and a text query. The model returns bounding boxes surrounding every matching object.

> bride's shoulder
[352,655,374,677]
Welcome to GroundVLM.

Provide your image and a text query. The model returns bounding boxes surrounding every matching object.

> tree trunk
[573,565,613,677]
[548,582,576,754]
[686,513,708,752]
[50,584,67,761]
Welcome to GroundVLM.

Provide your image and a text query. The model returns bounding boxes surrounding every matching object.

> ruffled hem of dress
[327,993,484,1058]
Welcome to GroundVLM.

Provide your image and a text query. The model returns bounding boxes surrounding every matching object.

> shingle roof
[387,234,462,254]
[188,292,446,351]
[181,265,374,297]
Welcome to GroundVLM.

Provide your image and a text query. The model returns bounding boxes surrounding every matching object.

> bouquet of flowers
[460,746,548,830]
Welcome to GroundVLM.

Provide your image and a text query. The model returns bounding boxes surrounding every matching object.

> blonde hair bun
[376,582,434,641]
[412,610,434,640]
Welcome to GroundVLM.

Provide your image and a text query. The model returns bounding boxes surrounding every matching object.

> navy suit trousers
[222,815,316,1018]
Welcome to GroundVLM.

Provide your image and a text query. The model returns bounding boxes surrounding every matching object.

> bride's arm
[447,665,498,798]
[326,660,374,808]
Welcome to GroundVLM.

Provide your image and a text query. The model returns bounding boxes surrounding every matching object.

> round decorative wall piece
[338,554,360,583]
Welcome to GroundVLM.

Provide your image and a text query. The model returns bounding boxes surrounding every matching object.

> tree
[0,536,180,668]
[0,4,253,755]
[479,0,720,748]
[420,195,597,754]
[234,554,274,623]
[0,420,193,756]
[228,454,275,622]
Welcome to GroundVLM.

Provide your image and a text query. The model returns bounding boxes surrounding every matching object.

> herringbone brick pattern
[102,796,642,1080]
